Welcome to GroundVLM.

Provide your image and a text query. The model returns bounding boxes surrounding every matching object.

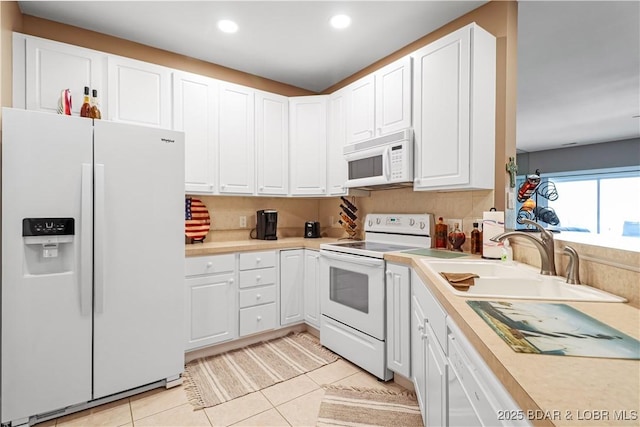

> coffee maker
[256,210,278,240]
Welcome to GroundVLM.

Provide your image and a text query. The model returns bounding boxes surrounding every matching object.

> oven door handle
[320,250,385,267]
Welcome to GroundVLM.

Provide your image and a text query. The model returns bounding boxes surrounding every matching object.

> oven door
[320,250,385,340]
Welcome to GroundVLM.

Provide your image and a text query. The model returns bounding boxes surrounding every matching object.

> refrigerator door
[92,120,184,399]
[1,108,93,422]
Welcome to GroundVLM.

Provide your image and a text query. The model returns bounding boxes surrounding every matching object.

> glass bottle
[90,89,102,119]
[470,222,481,254]
[80,86,91,118]
[435,217,448,249]
[448,223,465,252]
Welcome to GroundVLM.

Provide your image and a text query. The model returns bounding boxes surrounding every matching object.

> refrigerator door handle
[80,163,93,316]
[95,163,106,314]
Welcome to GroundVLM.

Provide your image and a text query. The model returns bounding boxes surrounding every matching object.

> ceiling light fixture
[330,14,351,29]
[217,19,238,34]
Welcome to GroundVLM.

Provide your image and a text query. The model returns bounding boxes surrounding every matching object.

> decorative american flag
[185,197,210,242]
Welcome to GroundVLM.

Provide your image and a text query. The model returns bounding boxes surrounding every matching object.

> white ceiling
[18,1,486,93]
[17,1,640,153]
[517,1,640,153]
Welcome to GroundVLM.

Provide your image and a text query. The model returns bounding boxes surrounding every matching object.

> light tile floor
[35,359,412,427]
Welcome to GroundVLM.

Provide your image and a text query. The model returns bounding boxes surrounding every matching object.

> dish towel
[440,272,480,290]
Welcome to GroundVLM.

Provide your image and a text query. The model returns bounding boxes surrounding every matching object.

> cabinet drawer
[239,303,277,336]
[239,267,276,289]
[239,251,276,270]
[239,285,276,308]
[185,254,235,277]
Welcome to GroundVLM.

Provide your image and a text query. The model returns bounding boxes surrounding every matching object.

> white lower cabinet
[280,249,305,326]
[386,263,411,377]
[184,254,237,351]
[303,249,321,327]
[410,268,529,427]
[239,251,278,336]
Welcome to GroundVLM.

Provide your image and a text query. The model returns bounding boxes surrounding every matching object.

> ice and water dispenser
[22,218,75,274]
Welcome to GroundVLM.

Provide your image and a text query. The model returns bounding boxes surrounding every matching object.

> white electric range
[319,213,434,380]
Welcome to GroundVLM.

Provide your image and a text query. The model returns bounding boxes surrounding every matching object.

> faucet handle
[563,245,581,285]
[520,219,553,239]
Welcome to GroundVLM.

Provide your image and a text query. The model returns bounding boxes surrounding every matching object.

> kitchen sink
[421,259,627,303]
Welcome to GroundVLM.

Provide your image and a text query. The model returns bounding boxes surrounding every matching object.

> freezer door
[92,120,184,399]
[1,108,93,422]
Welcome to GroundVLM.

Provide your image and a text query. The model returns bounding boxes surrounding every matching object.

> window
[516,169,640,238]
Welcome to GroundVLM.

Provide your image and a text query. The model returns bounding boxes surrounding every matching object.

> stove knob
[368,219,373,227]
[409,218,416,226]
[376,218,381,224]
[420,221,426,229]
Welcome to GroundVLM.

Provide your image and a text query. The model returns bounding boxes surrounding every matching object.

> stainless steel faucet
[563,245,581,285]
[490,219,556,276]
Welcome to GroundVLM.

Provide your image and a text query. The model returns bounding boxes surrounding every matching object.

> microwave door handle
[384,146,391,180]
[320,250,385,267]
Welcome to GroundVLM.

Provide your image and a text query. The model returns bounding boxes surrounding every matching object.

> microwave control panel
[390,144,404,179]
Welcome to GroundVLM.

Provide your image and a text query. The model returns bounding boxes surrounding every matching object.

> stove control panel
[365,213,434,236]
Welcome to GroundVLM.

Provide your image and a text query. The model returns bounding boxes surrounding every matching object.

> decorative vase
[448,223,466,252]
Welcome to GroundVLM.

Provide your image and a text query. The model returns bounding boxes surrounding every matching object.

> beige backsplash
[188,189,638,308]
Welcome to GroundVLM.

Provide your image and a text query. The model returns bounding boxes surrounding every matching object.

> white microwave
[343,129,413,189]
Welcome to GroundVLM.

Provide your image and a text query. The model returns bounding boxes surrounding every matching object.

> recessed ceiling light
[330,14,351,29]
[217,19,238,34]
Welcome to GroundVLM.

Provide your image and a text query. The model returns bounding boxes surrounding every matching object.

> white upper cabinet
[289,96,328,196]
[346,56,412,144]
[346,74,375,143]
[218,82,255,194]
[327,87,349,196]
[256,91,289,196]
[412,23,496,191]
[173,71,218,194]
[16,34,107,116]
[375,56,412,136]
[107,55,172,128]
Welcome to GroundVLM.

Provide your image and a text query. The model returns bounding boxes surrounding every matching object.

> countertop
[385,251,640,427]
[185,237,341,256]
[185,241,639,426]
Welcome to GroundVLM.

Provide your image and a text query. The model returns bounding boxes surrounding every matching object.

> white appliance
[320,213,433,380]
[1,108,184,426]
[343,128,413,190]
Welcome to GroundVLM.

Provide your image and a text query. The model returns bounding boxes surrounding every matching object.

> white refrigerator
[1,108,185,425]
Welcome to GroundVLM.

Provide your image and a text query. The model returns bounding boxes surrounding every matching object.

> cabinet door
[346,75,375,143]
[327,88,348,196]
[289,96,327,195]
[386,263,411,378]
[411,286,427,422]
[173,72,218,194]
[256,91,289,195]
[425,324,448,427]
[218,82,255,194]
[108,55,171,128]
[412,25,471,189]
[24,36,107,116]
[279,250,304,325]
[375,56,412,136]
[185,273,237,351]
[303,250,320,327]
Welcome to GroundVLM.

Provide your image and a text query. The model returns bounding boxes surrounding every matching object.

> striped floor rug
[317,385,423,427]
[183,332,339,409]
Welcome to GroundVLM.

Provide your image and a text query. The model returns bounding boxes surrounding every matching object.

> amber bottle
[90,89,102,119]
[80,86,91,118]
[435,217,448,249]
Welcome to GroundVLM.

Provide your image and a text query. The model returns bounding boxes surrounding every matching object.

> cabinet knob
[256,294,262,299]
[260,186,264,191]
[228,278,234,284]
[221,184,226,189]
[256,258,261,263]
[256,275,262,282]
[206,262,213,268]
[257,316,262,321]
[321,188,325,192]
[417,324,424,332]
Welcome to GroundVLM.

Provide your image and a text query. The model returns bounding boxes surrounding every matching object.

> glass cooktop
[328,241,418,253]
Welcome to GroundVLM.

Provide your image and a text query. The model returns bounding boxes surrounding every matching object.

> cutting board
[468,300,640,359]
[405,248,469,259]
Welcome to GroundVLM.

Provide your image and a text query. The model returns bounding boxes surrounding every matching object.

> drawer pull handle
[256,294,262,299]
[257,316,262,321]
